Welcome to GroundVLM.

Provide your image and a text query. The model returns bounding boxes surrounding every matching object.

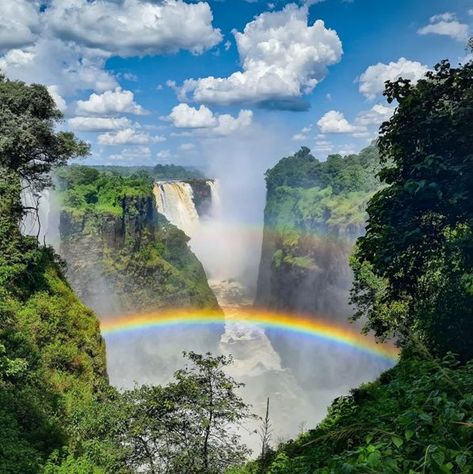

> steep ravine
[254,146,383,390]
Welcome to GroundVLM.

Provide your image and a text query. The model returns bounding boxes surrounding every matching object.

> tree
[350,59,473,361]
[258,398,273,473]
[121,352,252,473]
[0,75,89,225]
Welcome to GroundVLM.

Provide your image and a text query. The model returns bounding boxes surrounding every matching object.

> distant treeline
[83,163,206,180]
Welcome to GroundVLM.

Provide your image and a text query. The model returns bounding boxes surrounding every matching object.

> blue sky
[1,0,471,168]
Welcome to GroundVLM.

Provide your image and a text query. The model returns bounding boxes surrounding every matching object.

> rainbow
[100,308,398,363]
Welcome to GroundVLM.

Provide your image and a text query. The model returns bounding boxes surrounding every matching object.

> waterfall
[21,188,60,248]
[207,180,222,217]
[153,181,200,238]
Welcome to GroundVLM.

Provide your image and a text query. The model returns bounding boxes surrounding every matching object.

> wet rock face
[186,179,213,217]
[256,224,365,320]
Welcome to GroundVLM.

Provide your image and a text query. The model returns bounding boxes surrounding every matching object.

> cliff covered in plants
[255,145,379,319]
[0,76,118,473]
[55,166,219,315]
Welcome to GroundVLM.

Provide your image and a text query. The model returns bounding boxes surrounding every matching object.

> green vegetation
[256,145,380,313]
[120,352,252,473]
[264,145,379,234]
[351,60,473,362]
[231,349,473,474]
[2,52,473,474]
[0,75,112,472]
[88,164,205,180]
[55,165,219,312]
[246,57,473,474]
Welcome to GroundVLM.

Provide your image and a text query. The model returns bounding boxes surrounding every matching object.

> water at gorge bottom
[103,278,394,451]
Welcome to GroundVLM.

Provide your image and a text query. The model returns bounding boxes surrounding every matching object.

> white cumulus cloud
[45,0,222,57]
[47,85,67,113]
[356,104,395,126]
[0,0,41,51]
[169,104,218,128]
[317,104,394,136]
[169,104,253,136]
[418,13,469,42]
[109,146,152,162]
[68,116,132,132]
[76,88,147,116]
[358,57,429,100]
[177,4,342,107]
[0,0,221,96]
[317,111,363,134]
[0,38,117,95]
[98,128,165,146]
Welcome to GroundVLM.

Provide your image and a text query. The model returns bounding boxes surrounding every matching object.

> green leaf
[455,454,467,469]
[367,451,381,468]
[392,436,404,448]
[431,450,445,466]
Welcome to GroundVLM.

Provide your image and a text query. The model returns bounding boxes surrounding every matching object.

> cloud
[0,0,41,51]
[0,0,221,97]
[358,57,429,99]
[47,85,67,113]
[98,128,166,146]
[169,104,253,136]
[317,104,394,136]
[292,125,312,141]
[356,104,395,126]
[169,104,218,128]
[179,143,196,151]
[156,149,172,161]
[317,110,363,134]
[0,38,117,95]
[418,13,469,42]
[213,110,253,136]
[177,4,342,108]
[430,12,456,22]
[45,0,222,57]
[76,88,147,116]
[109,146,152,162]
[68,116,132,132]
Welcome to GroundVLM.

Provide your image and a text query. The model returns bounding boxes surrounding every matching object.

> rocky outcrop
[256,225,364,319]
[187,179,213,217]
[59,193,220,316]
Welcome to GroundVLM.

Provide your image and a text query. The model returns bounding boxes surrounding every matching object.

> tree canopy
[351,59,473,361]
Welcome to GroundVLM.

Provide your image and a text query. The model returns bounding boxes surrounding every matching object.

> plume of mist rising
[190,125,293,290]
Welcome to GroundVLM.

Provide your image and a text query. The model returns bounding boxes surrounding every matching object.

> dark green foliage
[231,350,473,473]
[263,145,379,235]
[0,76,117,472]
[265,145,379,196]
[87,164,205,180]
[0,76,89,201]
[351,60,473,361]
[119,352,252,474]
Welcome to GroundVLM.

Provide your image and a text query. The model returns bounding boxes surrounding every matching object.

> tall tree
[122,352,252,474]
[0,75,88,225]
[350,58,473,361]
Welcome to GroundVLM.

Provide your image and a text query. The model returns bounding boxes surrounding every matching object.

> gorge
[29,148,395,449]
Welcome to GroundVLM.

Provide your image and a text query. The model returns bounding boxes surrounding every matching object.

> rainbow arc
[101,308,398,363]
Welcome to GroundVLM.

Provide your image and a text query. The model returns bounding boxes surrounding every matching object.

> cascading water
[21,188,60,248]
[153,181,201,238]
